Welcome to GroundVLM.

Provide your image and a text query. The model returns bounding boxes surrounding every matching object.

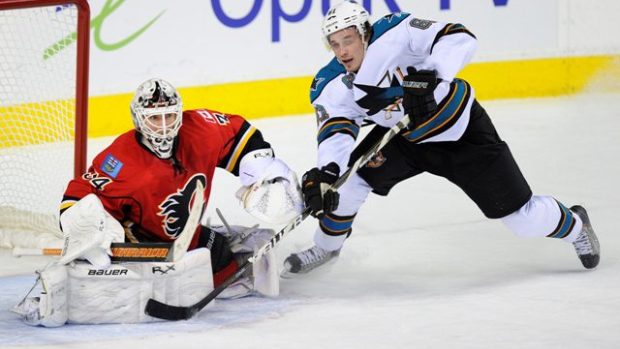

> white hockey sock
[501,195,582,241]
[314,173,371,251]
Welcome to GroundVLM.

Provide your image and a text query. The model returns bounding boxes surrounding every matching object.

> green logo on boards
[43,0,165,60]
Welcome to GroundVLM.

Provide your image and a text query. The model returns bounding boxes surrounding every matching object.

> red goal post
[0,0,90,248]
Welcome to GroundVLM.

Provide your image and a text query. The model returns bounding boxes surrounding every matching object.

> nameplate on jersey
[409,18,433,30]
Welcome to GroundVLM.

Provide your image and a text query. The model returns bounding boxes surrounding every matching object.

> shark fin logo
[158,174,206,239]
[354,72,404,116]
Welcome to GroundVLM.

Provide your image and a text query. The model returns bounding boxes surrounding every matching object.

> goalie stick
[145,115,411,321]
[13,242,174,262]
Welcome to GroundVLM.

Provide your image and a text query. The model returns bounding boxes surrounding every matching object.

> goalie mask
[130,78,183,159]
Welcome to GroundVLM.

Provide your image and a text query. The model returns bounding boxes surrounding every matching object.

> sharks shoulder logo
[311,77,325,92]
[158,174,206,239]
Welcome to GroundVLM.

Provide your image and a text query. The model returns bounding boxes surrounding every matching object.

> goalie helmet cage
[0,0,89,248]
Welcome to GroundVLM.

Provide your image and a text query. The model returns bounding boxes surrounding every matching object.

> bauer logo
[88,269,128,276]
[101,154,124,179]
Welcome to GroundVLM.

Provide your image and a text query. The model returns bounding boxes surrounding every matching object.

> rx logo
[152,265,176,275]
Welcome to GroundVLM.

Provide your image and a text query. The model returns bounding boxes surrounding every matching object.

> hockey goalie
[12,78,303,327]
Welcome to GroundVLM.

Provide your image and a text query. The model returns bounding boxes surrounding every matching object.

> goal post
[0,0,90,248]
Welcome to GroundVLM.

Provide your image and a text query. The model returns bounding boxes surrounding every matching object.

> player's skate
[570,205,600,269]
[281,245,340,278]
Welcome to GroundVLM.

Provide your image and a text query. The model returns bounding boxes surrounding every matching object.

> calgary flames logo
[158,174,206,239]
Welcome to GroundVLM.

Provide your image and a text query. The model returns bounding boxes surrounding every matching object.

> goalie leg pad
[210,225,279,299]
[14,248,214,326]
[252,247,279,297]
[13,264,68,327]
[67,248,213,324]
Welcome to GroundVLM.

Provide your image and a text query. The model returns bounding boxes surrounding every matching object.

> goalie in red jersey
[14,78,303,327]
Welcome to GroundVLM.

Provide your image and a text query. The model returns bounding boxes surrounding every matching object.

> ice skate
[570,205,600,269]
[281,245,341,278]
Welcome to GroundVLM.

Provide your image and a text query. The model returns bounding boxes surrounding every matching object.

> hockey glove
[302,162,340,219]
[402,67,438,129]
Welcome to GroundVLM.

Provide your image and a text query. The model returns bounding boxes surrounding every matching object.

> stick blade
[145,298,197,321]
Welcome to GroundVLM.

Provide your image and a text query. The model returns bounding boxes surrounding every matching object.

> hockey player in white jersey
[282,1,600,276]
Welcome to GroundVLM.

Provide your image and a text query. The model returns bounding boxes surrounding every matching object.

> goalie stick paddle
[171,180,205,262]
[145,115,411,321]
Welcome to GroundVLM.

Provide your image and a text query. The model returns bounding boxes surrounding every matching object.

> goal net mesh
[0,3,85,248]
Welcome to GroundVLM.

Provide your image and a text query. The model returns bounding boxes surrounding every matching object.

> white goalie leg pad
[64,248,213,324]
[252,246,278,297]
[210,225,279,298]
[59,194,125,268]
[12,264,68,327]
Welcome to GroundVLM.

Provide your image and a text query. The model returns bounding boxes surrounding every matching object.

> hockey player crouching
[13,78,303,327]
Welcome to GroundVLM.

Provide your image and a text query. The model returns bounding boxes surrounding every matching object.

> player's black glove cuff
[201,226,234,273]
[402,68,438,129]
[302,162,340,219]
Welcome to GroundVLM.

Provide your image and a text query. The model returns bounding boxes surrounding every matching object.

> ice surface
[1,93,619,348]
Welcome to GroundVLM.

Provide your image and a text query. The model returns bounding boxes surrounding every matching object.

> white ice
[1,93,619,349]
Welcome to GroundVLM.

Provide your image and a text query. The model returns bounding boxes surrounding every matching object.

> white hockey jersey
[310,12,478,172]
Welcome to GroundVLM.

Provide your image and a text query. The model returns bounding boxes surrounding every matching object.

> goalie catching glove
[236,148,303,224]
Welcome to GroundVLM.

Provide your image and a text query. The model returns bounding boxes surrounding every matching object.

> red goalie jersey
[61,109,271,250]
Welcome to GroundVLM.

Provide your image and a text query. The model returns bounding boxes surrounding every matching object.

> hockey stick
[144,115,411,321]
[13,242,174,262]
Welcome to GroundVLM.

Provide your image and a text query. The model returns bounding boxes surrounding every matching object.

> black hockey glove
[302,162,340,219]
[402,67,438,129]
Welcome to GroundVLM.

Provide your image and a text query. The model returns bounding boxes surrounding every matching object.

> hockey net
[0,0,89,249]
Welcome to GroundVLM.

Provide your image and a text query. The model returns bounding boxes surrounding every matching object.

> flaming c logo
[158,174,206,238]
